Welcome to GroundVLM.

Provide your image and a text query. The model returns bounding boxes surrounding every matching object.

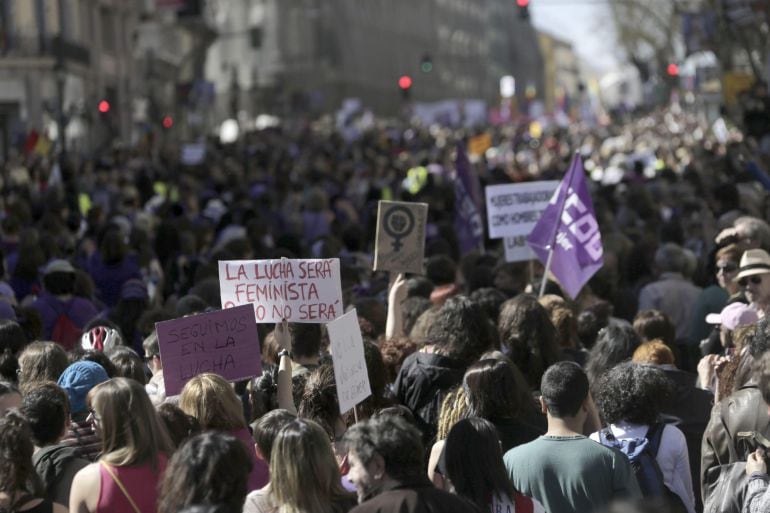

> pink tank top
[97,456,167,513]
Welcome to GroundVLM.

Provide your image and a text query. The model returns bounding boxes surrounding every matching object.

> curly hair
[436,386,468,440]
[343,415,424,483]
[379,336,418,384]
[497,294,561,389]
[595,362,671,425]
[428,296,493,365]
[0,410,44,506]
[158,432,253,513]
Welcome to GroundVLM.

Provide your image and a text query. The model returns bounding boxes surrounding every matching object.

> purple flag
[454,142,485,254]
[526,154,603,299]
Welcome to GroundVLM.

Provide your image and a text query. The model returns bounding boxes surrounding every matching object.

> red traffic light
[162,116,174,129]
[517,0,529,6]
[667,63,679,76]
[398,75,413,90]
[98,100,111,113]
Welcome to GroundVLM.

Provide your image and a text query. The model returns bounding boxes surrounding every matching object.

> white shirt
[590,422,695,513]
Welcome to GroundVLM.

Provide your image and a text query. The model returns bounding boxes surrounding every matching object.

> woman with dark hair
[158,432,253,513]
[394,296,494,442]
[591,362,694,513]
[497,294,561,390]
[585,324,641,389]
[0,410,67,513]
[429,358,544,489]
[108,347,147,385]
[445,417,544,513]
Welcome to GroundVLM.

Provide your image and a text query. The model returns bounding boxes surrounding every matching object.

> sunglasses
[739,275,764,287]
[716,264,738,274]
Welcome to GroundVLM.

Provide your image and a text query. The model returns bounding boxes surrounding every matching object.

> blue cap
[57,361,109,414]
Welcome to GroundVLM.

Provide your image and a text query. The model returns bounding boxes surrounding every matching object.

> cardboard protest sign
[504,235,536,263]
[374,201,428,274]
[156,304,261,396]
[219,259,343,323]
[326,309,371,414]
[485,181,559,239]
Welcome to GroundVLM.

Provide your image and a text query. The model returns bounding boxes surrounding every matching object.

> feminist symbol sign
[374,201,428,275]
[383,206,415,251]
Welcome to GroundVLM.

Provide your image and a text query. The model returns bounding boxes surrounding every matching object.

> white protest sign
[219,259,343,323]
[485,181,559,239]
[326,308,371,414]
[504,235,536,263]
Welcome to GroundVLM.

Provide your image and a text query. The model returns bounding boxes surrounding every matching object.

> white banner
[485,181,559,239]
[327,309,372,414]
[504,235,536,263]
[219,259,343,323]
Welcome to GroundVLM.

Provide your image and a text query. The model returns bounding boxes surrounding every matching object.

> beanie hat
[56,361,109,415]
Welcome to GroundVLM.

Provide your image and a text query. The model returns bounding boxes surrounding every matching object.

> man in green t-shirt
[504,362,640,513]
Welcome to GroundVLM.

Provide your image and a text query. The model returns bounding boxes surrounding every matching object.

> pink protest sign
[156,303,261,396]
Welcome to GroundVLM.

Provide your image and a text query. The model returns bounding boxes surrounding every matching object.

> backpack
[598,423,687,512]
[49,300,82,350]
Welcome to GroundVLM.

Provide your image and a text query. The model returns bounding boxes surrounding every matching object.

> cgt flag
[454,141,485,254]
[527,153,603,299]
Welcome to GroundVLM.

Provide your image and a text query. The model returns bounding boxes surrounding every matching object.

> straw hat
[736,249,770,281]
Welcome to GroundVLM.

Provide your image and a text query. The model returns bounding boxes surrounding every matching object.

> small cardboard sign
[374,201,428,274]
[485,181,559,239]
[504,235,536,263]
[218,259,343,323]
[326,309,371,414]
[156,304,261,396]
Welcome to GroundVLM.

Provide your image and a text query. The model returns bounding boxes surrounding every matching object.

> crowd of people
[0,103,770,513]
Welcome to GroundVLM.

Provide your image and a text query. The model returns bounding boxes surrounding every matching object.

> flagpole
[538,152,581,298]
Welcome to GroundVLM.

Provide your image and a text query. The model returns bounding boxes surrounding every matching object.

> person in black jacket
[393,296,493,443]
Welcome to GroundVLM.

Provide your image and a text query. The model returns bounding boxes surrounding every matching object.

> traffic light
[420,54,433,73]
[667,63,679,77]
[517,0,530,20]
[398,75,413,99]
[162,116,174,129]
[98,100,111,114]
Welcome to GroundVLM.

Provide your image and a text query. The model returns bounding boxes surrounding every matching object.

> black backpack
[598,423,687,512]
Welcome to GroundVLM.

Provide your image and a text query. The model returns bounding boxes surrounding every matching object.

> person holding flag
[527,153,603,299]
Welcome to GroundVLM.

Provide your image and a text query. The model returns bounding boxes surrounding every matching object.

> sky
[530,0,622,74]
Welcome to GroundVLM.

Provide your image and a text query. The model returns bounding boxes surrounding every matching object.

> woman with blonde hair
[266,418,355,513]
[69,378,173,513]
[179,373,266,491]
